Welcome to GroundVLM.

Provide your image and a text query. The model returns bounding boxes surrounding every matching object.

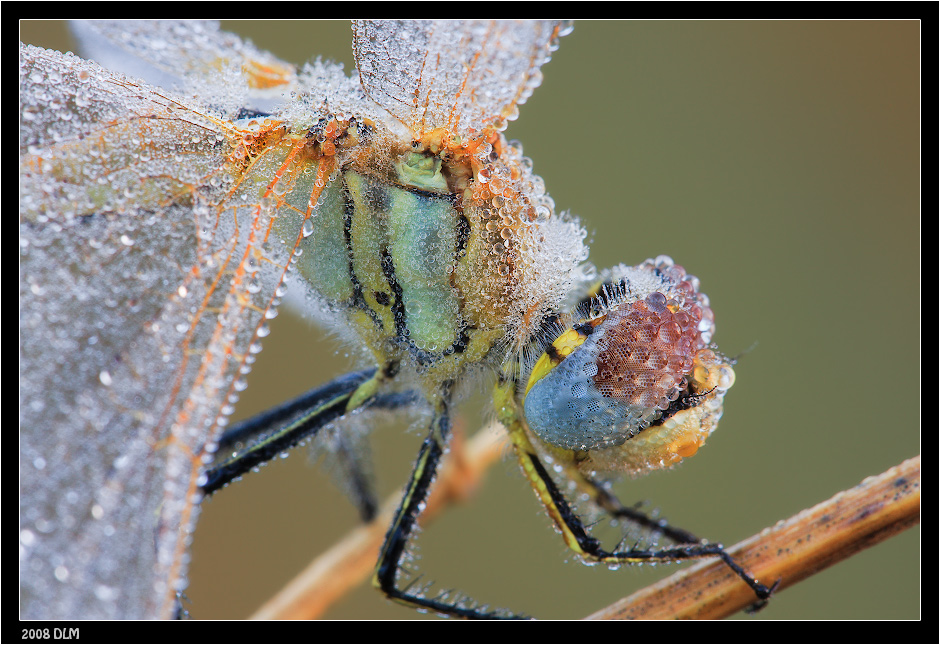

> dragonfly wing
[352,20,571,138]
[20,42,302,618]
[69,20,297,117]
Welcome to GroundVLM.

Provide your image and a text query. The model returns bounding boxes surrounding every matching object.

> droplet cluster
[593,291,702,412]
[454,132,586,347]
[470,138,548,273]
[351,20,571,138]
[20,37,309,620]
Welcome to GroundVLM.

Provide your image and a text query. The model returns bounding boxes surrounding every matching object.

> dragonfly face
[20,21,750,620]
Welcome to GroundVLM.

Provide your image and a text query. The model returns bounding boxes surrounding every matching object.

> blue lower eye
[524,325,654,451]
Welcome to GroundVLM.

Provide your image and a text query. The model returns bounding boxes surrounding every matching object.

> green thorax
[277,148,505,393]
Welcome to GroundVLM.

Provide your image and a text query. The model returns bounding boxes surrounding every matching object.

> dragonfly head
[520,256,735,475]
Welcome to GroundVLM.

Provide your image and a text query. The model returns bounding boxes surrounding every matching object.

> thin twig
[251,439,919,620]
[587,454,921,619]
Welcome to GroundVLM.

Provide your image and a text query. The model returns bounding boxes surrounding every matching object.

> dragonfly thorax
[271,114,588,401]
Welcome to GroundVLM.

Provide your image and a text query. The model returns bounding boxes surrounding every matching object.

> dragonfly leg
[573,472,705,546]
[494,375,775,611]
[372,395,524,619]
[202,363,418,524]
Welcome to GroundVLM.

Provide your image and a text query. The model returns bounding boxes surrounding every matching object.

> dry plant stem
[250,421,509,620]
[252,439,919,621]
[587,454,921,620]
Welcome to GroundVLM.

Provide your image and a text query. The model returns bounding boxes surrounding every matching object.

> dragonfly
[19,20,773,620]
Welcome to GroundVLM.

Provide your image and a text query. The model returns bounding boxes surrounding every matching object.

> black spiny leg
[202,366,419,522]
[525,450,776,606]
[581,473,704,546]
[373,398,521,619]
[579,473,778,610]
[494,374,775,615]
[202,368,377,497]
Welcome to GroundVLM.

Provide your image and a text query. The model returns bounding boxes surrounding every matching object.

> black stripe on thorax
[342,171,473,368]
[342,177,382,329]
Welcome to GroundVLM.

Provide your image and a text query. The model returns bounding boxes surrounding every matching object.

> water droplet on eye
[645,291,667,313]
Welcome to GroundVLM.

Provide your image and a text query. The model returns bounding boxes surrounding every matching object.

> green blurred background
[21,20,920,620]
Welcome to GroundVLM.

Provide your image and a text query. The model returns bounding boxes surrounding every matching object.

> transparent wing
[19,42,305,619]
[69,20,297,117]
[352,20,571,138]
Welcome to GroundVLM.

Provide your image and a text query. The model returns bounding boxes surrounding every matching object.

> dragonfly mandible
[20,20,771,619]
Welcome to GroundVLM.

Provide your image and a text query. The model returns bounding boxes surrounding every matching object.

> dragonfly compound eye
[522,259,735,473]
